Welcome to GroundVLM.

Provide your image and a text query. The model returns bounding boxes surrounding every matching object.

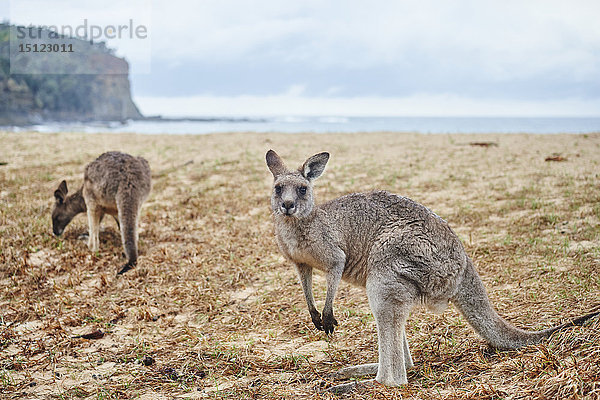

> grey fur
[265,150,599,387]
[52,151,151,274]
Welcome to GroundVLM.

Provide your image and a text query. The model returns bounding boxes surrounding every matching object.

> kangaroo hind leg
[333,325,413,382]
[367,279,412,387]
[328,276,414,393]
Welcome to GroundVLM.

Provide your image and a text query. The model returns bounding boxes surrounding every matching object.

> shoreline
[2,115,600,135]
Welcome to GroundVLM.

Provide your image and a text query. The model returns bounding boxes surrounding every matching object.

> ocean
[7,116,600,135]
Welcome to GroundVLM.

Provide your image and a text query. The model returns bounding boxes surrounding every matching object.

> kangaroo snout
[281,200,296,215]
[53,227,64,236]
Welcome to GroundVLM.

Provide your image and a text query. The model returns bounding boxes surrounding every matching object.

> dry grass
[1,130,599,400]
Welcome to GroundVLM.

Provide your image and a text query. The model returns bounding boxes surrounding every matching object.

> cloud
[8,0,152,72]
[285,84,306,97]
[146,0,600,78]
[129,0,600,102]
[135,93,600,118]
[6,0,600,109]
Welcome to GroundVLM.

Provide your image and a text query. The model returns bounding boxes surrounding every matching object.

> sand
[0,130,599,399]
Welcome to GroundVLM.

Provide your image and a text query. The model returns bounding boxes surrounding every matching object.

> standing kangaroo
[52,151,151,274]
[266,150,599,389]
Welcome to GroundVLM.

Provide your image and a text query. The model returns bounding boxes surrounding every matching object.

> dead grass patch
[1,131,599,399]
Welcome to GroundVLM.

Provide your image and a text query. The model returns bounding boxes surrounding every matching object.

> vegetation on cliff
[0,23,142,124]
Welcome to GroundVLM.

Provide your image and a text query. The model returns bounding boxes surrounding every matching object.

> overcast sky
[4,0,600,117]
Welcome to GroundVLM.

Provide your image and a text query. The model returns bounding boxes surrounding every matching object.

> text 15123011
[18,43,74,53]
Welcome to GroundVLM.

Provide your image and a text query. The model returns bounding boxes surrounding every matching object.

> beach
[1,130,599,399]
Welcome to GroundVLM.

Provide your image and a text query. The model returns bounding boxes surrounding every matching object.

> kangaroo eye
[298,186,307,196]
[275,185,282,195]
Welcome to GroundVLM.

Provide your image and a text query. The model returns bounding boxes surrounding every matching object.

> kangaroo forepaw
[310,311,324,331]
[322,313,338,335]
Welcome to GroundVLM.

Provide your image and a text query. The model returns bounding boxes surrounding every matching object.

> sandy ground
[0,130,599,399]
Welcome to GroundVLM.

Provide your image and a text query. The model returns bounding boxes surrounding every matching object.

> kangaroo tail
[451,259,600,349]
[117,198,139,268]
[541,307,600,335]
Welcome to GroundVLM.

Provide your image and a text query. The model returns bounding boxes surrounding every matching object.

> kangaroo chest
[276,223,329,271]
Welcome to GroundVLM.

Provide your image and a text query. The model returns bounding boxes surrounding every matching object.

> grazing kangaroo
[52,151,151,274]
[265,150,599,389]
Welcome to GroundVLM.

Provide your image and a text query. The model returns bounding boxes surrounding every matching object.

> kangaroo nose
[281,201,295,214]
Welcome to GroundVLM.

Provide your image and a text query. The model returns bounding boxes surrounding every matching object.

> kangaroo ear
[301,152,329,180]
[266,150,287,177]
[54,180,68,204]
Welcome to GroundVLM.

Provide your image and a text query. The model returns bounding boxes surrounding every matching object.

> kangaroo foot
[326,379,376,394]
[330,363,378,380]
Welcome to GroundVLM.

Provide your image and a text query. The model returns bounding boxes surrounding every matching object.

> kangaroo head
[266,150,329,218]
[52,180,76,236]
